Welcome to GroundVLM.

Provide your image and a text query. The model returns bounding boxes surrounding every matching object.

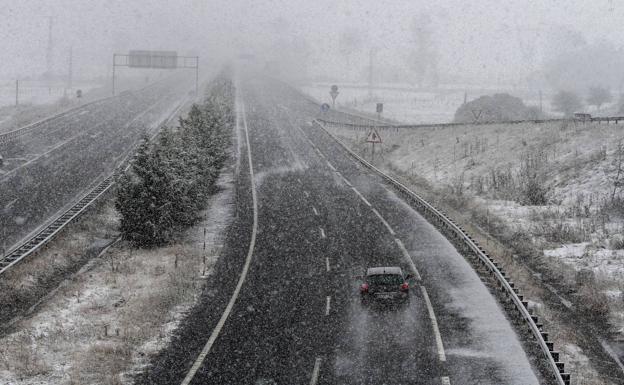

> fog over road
[137,74,540,385]
[0,75,194,252]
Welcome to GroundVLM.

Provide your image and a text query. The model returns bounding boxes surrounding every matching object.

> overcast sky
[1,0,622,85]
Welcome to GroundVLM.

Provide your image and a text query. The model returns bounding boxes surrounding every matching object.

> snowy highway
[0,75,194,253]
[136,75,541,385]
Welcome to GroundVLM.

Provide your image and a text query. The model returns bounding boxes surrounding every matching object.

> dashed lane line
[304,190,310,198]
[371,208,396,235]
[351,187,372,207]
[341,176,353,187]
[326,161,336,171]
[180,92,259,385]
[312,207,319,216]
[319,227,326,239]
[394,238,422,281]
[421,286,447,362]
[325,257,330,272]
[325,296,331,316]
[310,357,322,385]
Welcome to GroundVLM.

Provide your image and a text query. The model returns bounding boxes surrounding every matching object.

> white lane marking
[326,161,336,171]
[319,227,326,239]
[441,376,451,385]
[304,190,310,198]
[310,357,322,385]
[342,176,353,187]
[297,178,302,184]
[312,207,319,216]
[325,257,330,272]
[421,286,447,362]
[371,208,395,235]
[351,187,372,206]
[316,148,325,158]
[0,134,83,182]
[394,238,422,280]
[181,91,259,385]
[325,296,331,316]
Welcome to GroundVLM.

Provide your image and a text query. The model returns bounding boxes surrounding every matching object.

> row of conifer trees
[115,77,234,247]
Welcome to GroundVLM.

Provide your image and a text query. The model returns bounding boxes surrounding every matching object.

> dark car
[359,266,411,304]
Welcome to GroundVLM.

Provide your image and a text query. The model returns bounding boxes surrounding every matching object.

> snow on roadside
[0,167,235,385]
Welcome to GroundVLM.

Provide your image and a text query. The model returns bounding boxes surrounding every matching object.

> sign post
[365,127,382,161]
[329,85,339,108]
[376,102,383,120]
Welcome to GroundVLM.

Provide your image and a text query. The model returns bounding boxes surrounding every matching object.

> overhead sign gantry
[112,50,199,95]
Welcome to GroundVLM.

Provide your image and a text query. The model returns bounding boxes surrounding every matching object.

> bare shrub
[577,286,610,324]
[1,333,50,380]
[518,149,549,205]
[536,221,587,244]
[608,234,624,250]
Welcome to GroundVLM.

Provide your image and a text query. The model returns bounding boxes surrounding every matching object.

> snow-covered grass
[0,168,235,385]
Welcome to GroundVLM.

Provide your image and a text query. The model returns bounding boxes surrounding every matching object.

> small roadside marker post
[329,85,339,108]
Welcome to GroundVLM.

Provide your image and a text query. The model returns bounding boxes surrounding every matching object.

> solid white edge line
[394,239,422,281]
[342,176,353,187]
[351,187,372,206]
[325,257,330,272]
[180,89,259,385]
[441,376,451,385]
[325,296,331,316]
[326,161,336,171]
[421,286,447,362]
[319,227,326,239]
[310,357,322,385]
[371,208,396,235]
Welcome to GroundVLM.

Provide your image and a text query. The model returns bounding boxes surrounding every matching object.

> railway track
[0,92,193,276]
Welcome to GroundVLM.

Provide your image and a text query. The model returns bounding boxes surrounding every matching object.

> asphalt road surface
[0,75,194,252]
[136,74,541,385]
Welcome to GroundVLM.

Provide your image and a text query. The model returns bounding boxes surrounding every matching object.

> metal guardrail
[317,117,568,130]
[0,97,114,146]
[0,93,192,277]
[319,114,624,131]
[0,76,180,147]
[313,118,570,385]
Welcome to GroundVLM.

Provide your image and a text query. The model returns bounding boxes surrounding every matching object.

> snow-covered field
[0,168,235,384]
[301,83,549,124]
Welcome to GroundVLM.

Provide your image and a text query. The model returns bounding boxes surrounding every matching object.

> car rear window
[367,274,403,285]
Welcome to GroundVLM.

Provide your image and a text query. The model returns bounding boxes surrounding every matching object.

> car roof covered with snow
[366,266,403,276]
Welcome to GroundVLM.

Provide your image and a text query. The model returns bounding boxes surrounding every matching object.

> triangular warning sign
[366,128,382,143]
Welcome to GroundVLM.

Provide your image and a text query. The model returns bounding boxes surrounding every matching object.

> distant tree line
[116,77,234,247]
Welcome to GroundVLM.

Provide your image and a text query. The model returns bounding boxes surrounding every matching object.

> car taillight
[360,283,369,293]
[400,282,409,292]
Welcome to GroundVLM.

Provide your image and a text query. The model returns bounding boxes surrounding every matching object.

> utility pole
[368,48,374,99]
[46,17,54,75]
[67,46,73,93]
[112,54,116,96]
